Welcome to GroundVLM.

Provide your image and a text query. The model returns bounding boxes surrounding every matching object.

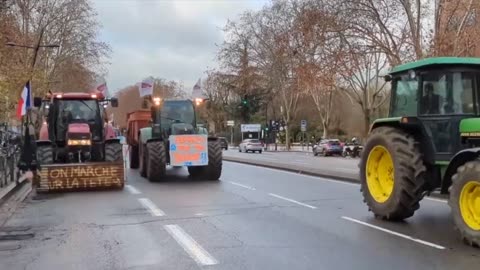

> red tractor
[33,92,125,192]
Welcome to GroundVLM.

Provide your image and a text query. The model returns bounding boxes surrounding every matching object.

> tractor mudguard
[36,140,52,147]
[139,127,153,145]
[207,136,219,142]
[104,138,120,144]
[442,147,480,194]
[370,116,436,165]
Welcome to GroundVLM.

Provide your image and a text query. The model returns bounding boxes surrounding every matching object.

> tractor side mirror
[110,97,119,108]
[33,97,43,107]
[384,75,392,82]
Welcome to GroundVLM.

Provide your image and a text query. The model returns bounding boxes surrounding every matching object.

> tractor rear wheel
[203,140,222,180]
[146,141,166,182]
[105,143,123,162]
[129,145,139,169]
[449,161,480,247]
[189,140,223,180]
[37,145,53,165]
[360,126,426,220]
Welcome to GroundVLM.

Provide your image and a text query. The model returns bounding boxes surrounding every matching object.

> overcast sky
[92,0,266,95]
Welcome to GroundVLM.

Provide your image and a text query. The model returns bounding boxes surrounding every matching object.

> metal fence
[0,125,21,192]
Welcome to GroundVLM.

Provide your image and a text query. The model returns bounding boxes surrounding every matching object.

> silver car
[238,139,263,153]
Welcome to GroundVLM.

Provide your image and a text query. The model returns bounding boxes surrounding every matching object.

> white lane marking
[227,181,256,190]
[125,185,141,195]
[224,162,451,204]
[164,224,218,266]
[425,197,448,204]
[268,193,317,209]
[341,216,446,250]
[138,198,165,217]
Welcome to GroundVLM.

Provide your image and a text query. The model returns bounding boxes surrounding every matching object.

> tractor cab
[361,57,480,247]
[386,57,480,163]
[35,92,118,162]
[137,97,222,182]
[150,98,197,138]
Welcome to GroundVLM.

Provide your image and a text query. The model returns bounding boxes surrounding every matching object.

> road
[0,161,479,270]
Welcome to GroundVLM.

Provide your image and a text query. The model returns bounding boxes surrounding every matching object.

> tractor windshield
[53,99,102,142]
[58,100,99,121]
[391,71,477,117]
[160,100,195,128]
[420,72,476,115]
[391,74,418,116]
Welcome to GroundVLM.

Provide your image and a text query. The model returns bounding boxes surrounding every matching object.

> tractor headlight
[68,139,91,146]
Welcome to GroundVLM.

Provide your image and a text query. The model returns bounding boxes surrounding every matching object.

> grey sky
[92,0,266,95]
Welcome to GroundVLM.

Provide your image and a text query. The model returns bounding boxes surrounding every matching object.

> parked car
[219,137,228,150]
[313,139,342,156]
[239,139,263,153]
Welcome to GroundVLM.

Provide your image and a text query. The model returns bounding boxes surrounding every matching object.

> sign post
[227,120,235,146]
[301,120,307,151]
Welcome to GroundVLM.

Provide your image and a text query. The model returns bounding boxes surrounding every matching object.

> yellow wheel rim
[459,181,480,231]
[366,146,394,203]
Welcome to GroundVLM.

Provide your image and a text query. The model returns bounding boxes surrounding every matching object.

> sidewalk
[230,145,314,153]
[223,151,359,182]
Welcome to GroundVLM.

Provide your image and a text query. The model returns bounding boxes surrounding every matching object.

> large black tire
[129,145,139,169]
[146,141,166,182]
[105,143,123,162]
[139,143,147,177]
[449,161,480,247]
[359,126,427,221]
[203,140,222,180]
[191,141,223,180]
[37,145,53,165]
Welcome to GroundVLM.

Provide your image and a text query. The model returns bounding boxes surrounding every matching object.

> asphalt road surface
[0,162,479,270]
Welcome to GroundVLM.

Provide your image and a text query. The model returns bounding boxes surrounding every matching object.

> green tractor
[360,57,480,247]
[137,97,222,181]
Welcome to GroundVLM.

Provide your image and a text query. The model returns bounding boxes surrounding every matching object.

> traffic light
[241,94,248,106]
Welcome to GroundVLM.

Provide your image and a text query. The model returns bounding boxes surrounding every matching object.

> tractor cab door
[418,71,478,162]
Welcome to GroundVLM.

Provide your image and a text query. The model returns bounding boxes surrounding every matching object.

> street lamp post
[6,31,60,71]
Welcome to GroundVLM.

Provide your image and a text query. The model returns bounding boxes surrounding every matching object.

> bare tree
[434,0,480,56]
[292,0,345,138]
[338,45,390,136]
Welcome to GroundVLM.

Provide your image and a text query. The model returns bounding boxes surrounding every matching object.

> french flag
[17,81,32,119]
